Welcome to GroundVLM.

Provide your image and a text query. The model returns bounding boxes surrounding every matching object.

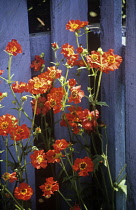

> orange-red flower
[2,172,17,183]
[0,70,4,75]
[68,79,77,87]
[66,20,88,32]
[45,87,65,113]
[86,51,101,69]
[47,66,62,80]
[27,75,52,94]
[53,139,70,152]
[14,183,33,200]
[12,81,27,93]
[0,114,18,136]
[51,42,59,50]
[5,39,22,56]
[61,43,78,60]
[46,150,62,163]
[70,204,81,210]
[31,96,49,115]
[39,177,59,198]
[60,106,83,134]
[30,55,45,71]
[72,157,94,176]
[102,49,123,73]
[77,109,99,131]
[10,124,30,141]
[68,85,84,104]
[30,150,47,169]
[0,92,7,101]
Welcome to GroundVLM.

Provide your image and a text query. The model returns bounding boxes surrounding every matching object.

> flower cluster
[0,20,124,210]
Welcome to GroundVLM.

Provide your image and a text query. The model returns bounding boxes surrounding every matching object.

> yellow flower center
[45,184,52,191]
[72,90,78,98]
[91,54,98,61]
[107,55,115,63]
[34,82,42,89]
[36,155,44,163]
[2,172,10,181]
[20,189,27,195]
[70,23,79,30]
[1,122,8,129]
[12,46,17,52]
[79,162,87,170]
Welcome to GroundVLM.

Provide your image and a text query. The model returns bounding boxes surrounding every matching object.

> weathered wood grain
[125,0,136,209]
[100,0,126,209]
[0,1,35,209]
[50,0,88,140]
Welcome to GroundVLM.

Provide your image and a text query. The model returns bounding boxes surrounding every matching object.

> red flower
[30,150,47,169]
[39,177,59,198]
[45,87,65,113]
[10,124,30,141]
[76,47,84,54]
[27,75,52,94]
[102,49,123,73]
[68,79,77,87]
[0,114,18,136]
[30,55,45,71]
[51,42,59,50]
[0,70,4,75]
[68,85,84,104]
[14,183,33,200]
[61,43,78,60]
[77,109,99,131]
[0,92,7,101]
[73,60,86,67]
[72,157,94,176]
[46,150,62,163]
[2,172,17,183]
[47,66,62,80]
[70,204,81,210]
[86,51,101,69]
[31,96,49,115]
[66,20,88,32]
[12,81,27,93]
[60,106,83,134]
[53,139,70,152]
[5,39,22,56]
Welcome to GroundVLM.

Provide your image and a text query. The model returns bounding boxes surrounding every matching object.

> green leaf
[0,150,5,153]
[93,155,104,171]
[118,179,127,196]
[96,101,109,107]
[62,175,78,183]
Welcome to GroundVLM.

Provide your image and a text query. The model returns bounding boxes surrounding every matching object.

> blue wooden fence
[0,0,136,209]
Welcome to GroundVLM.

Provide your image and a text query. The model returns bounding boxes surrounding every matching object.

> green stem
[7,55,13,83]
[95,70,102,101]
[4,188,25,210]
[58,190,72,208]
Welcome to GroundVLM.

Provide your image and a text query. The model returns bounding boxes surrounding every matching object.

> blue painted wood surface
[100,0,126,209]
[125,0,136,209]
[0,0,35,209]
[30,32,51,77]
[50,0,88,140]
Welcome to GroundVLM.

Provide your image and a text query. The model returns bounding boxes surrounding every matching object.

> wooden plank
[100,0,126,209]
[125,0,136,209]
[30,32,51,77]
[0,0,35,209]
[50,0,88,139]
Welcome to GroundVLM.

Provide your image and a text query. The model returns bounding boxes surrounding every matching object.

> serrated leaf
[118,179,127,196]
[96,101,109,107]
